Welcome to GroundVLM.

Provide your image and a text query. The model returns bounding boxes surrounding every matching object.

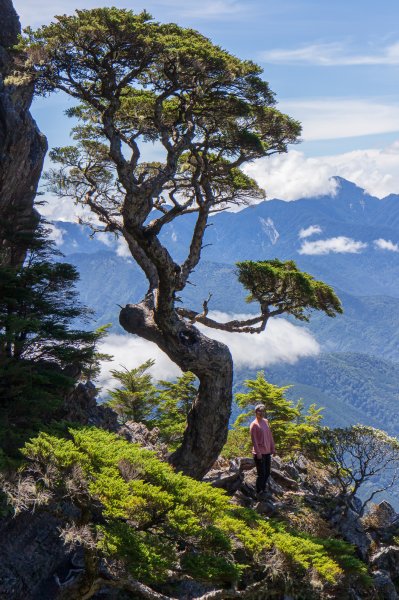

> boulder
[0,509,68,599]
[364,502,399,544]
[271,455,282,470]
[118,421,168,456]
[235,456,255,472]
[372,570,399,600]
[371,546,399,580]
[240,468,285,498]
[370,501,397,527]
[62,381,119,431]
[282,461,300,480]
[231,489,253,508]
[203,466,242,494]
[330,506,372,560]
[270,468,299,490]
[294,454,308,473]
[254,499,276,516]
[204,457,259,494]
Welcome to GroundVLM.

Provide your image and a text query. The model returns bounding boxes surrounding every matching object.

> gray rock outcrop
[63,381,119,431]
[0,509,67,599]
[330,505,372,561]
[0,0,47,267]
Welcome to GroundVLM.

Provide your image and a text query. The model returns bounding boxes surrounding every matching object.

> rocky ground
[205,453,399,599]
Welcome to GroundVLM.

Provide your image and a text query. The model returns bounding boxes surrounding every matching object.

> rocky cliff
[0,0,47,267]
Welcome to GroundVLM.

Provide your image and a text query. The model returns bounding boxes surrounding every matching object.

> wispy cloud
[374,238,399,252]
[38,193,94,223]
[14,0,245,27]
[116,237,132,259]
[299,236,367,255]
[152,0,244,19]
[299,225,322,239]
[260,41,399,66]
[280,99,399,141]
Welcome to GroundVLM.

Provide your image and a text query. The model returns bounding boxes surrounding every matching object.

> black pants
[254,453,271,493]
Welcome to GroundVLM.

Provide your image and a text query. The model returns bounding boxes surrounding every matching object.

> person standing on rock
[250,404,275,497]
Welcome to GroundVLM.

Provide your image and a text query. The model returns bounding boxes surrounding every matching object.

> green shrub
[14,427,368,591]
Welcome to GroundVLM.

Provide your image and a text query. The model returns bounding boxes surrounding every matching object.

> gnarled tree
[320,425,399,513]
[20,8,341,478]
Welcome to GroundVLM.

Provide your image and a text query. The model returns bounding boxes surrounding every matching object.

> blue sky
[13,0,399,204]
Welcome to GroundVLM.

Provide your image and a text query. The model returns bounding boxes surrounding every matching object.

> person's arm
[250,422,262,459]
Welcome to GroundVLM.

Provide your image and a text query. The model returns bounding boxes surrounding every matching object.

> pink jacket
[250,418,275,455]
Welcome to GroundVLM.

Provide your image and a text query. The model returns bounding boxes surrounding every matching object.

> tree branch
[177,308,268,333]
[179,204,210,288]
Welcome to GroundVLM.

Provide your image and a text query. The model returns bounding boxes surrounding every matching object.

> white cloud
[374,238,399,252]
[14,0,244,27]
[37,142,399,222]
[41,142,399,222]
[116,237,132,259]
[38,193,95,223]
[299,225,322,239]
[244,142,399,201]
[96,313,320,392]
[47,222,65,246]
[244,151,338,200]
[279,99,399,141]
[97,334,181,393]
[260,41,399,66]
[197,311,320,369]
[299,236,367,255]
[96,232,114,248]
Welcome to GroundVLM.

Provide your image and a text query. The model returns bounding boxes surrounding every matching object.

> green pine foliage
[152,372,198,449]
[223,371,324,459]
[0,225,106,459]
[18,427,368,591]
[105,364,198,448]
[237,259,343,321]
[105,360,158,424]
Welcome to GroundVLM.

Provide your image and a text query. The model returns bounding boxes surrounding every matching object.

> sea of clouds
[97,312,319,394]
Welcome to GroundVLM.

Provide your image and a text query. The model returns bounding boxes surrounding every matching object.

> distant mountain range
[53,177,399,436]
[58,176,399,295]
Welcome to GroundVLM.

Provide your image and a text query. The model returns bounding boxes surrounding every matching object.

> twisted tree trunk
[120,299,233,479]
